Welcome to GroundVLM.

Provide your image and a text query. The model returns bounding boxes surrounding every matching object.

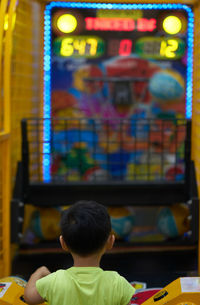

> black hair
[60,200,111,256]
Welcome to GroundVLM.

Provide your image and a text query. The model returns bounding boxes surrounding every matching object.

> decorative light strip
[43,2,194,181]
[43,7,51,181]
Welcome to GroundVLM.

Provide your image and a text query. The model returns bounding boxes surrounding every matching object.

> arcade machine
[11,0,199,288]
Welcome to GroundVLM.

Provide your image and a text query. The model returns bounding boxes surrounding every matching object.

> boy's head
[60,200,112,256]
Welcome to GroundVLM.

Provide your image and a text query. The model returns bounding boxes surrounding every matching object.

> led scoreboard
[52,8,187,60]
[43,2,193,181]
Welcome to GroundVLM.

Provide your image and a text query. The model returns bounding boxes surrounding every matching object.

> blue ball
[108,207,135,240]
[149,70,184,101]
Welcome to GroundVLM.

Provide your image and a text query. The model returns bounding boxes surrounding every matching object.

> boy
[24,200,135,305]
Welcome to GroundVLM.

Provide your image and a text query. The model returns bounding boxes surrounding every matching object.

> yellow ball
[31,208,61,240]
[157,203,190,238]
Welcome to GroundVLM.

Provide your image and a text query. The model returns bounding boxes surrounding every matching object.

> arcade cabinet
[9,1,199,287]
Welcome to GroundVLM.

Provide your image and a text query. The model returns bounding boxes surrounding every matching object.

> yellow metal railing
[0,0,9,277]
[192,1,200,275]
[0,0,19,277]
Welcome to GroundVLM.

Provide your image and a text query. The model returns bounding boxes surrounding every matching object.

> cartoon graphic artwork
[50,54,186,182]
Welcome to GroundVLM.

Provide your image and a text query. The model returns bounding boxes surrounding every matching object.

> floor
[12,247,198,288]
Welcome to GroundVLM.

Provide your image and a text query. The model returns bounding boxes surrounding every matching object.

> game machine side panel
[10,0,44,245]
[0,0,20,277]
[192,0,200,275]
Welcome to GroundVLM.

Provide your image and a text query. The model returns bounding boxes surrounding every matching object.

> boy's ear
[106,234,115,250]
[59,235,68,251]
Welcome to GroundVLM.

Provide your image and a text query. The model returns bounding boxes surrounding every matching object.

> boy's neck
[72,252,103,267]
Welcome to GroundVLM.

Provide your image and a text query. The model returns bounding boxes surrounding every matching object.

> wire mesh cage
[22,117,188,184]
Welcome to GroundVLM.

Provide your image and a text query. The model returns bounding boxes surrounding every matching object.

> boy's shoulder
[102,270,120,277]
[101,270,127,282]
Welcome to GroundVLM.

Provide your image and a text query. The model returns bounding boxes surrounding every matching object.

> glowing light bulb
[57,14,77,33]
[163,16,182,35]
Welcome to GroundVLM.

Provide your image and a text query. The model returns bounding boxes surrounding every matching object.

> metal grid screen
[10,0,41,183]
[23,118,187,184]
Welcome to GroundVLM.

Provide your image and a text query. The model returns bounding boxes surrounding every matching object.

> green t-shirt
[36,267,135,305]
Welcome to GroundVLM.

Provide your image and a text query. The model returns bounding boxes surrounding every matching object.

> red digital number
[119,39,132,56]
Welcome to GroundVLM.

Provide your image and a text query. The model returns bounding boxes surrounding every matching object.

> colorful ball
[108,207,135,240]
[149,69,185,101]
[30,208,61,240]
[157,203,190,238]
[165,165,184,181]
